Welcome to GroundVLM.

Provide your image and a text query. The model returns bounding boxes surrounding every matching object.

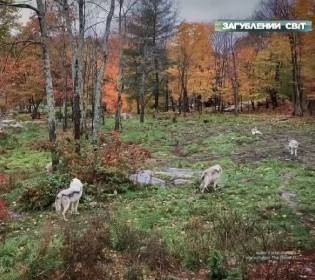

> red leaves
[0,199,9,220]
[0,174,9,194]
[101,131,150,168]
[57,132,150,183]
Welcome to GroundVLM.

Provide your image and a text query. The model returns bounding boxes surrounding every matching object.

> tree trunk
[61,0,84,139]
[92,60,106,142]
[92,0,115,143]
[164,80,169,112]
[289,33,303,116]
[115,1,124,131]
[140,64,146,123]
[136,96,140,114]
[73,59,81,150]
[153,58,160,112]
[115,92,122,130]
[36,0,58,169]
[231,49,239,115]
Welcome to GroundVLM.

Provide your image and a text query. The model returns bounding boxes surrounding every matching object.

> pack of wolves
[55,127,300,220]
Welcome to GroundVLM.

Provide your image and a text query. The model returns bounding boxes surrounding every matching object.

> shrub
[18,173,71,211]
[30,139,52,151]
[0,132,18,149]
[139,231,176,273]
[0,174,9,194]
[23,221,63,280]
[183,216,214,269]
[0,199,9,220]
[60,215,113,280]
[111,220,145,252]
[57,132,150,187]
[124,265,144,280]
[208,250,228,280]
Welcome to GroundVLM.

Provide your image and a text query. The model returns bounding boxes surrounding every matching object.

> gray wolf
[55,178,83,221]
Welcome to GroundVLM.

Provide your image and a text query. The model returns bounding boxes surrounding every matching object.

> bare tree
[58,0,85,145]
[210,32,229,111]
[92,0,115,143]
[227,33,241,115]
[114,0,138,131]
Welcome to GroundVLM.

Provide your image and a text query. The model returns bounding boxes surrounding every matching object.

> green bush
[0,132,18,150]
[208,250,228,280]
[18,173,71,211]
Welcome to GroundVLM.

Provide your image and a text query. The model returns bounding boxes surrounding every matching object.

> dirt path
[280,172,315,237]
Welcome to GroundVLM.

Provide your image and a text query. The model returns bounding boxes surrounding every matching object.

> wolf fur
[55,178,83,221]
[251,127,262,136]
[199,164,223,193]
[288,139,299,156]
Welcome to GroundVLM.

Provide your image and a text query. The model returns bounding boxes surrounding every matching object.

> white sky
[18,0,262,25]
[177,0,261,22]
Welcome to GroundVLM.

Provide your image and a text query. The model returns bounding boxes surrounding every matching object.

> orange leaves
[168,23,214,101]
[101,131,151,169]
[102,37,127,113]
[57,131,150,183]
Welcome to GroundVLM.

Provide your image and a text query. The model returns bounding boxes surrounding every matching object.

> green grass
[1,113,315,277]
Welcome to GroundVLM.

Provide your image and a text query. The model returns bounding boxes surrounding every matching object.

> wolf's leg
[290,148,293,155]
[200,181,205,193]
[202,176,210,193]
[74,200,80,214]
[70,202,74,214]
[62,200,70,221]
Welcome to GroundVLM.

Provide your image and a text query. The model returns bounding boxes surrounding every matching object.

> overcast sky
[177,0,262,22]
[19,0,262,25]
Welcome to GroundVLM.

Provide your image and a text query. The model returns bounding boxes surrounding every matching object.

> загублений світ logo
[215,20,312,32]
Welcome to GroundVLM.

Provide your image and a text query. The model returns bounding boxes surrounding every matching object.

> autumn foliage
[57,132,150,183]
[0,199,9,220]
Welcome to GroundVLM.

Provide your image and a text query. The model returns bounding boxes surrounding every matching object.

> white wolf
[288,139,299,156]
[55,178,83,221]
[199,165,223,193]
[251,127,263,136]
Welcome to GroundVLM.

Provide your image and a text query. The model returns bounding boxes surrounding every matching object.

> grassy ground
[1,113,315,279]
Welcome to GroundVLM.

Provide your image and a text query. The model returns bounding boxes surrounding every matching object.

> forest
[0,0,315,279]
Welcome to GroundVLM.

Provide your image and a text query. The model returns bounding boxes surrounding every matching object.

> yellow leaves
[168,23,214,100]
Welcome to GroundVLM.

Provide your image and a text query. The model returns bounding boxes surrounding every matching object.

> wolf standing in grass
[288,139,299,157]
[55,178,83,221]
[199,165,223,193]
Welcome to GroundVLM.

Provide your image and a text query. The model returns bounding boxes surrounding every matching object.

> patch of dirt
[233,131,315,167]
[280,172,315,237]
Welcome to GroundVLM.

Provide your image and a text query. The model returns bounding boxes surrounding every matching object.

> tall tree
[92,0,115,143]
[256,0,304,116]
[114,0,137,131]
[0,0,58,169]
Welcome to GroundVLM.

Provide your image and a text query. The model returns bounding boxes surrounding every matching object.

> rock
[129,170,152,185]
[1,119,15,124]
[155,168,201,180]
[45,162,53,173]
[173,179,192,185]
[10,123,24,129]
[89,201,98,208]
[130,168,201,188]
[45,160,62,172]
[129,170,165,187]
[121,113,133,120]
[150,177,166,187]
